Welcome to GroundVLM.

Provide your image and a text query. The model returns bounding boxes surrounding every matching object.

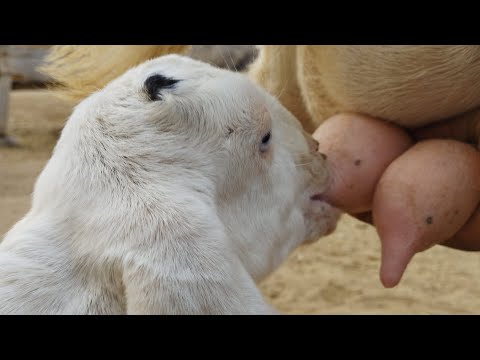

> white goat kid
[0,55,339,314]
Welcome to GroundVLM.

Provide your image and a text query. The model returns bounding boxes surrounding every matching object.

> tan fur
[40,45,480,130]
[297,45,480,128]
[247,46,316,132]
[40,45,191,100]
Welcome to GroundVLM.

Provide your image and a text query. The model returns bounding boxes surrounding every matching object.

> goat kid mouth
[309,193,340,213]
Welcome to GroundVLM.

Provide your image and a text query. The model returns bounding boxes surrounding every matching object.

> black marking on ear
[144,74,180,101]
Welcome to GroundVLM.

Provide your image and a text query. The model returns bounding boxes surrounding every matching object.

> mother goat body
[42,45,480,132]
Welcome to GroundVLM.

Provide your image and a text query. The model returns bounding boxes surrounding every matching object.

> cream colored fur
[40,45,480,132]
[0,55,338,314]
[42,45,191,101]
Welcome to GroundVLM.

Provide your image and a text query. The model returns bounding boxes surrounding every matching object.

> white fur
[0,55,339,314]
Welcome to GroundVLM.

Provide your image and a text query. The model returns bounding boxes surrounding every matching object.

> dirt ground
[2,90,480,314]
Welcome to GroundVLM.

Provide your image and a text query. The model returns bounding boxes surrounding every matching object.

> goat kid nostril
[319,152,327,160]
[307,138,320,153]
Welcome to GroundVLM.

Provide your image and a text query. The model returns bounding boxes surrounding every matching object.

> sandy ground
[2,90,480,314]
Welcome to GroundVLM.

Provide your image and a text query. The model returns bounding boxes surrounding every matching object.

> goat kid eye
[260,131,271,152]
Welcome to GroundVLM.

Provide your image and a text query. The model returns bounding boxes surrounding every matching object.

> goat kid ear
[144,74,180,101]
